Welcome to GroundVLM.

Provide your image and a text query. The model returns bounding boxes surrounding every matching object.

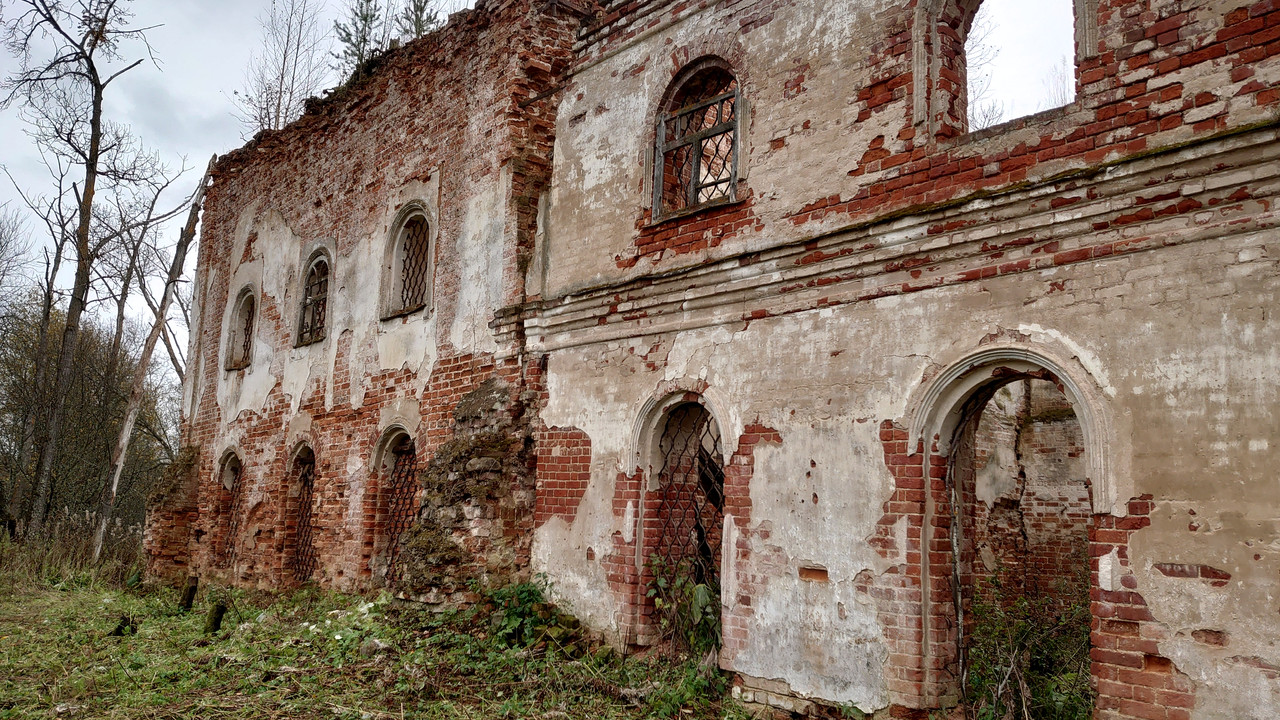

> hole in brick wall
[965,0,1078,131]
[942,378,1094,716]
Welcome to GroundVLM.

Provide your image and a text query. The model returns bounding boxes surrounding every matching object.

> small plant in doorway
[645,554,722,656]
[963,576,1094,720]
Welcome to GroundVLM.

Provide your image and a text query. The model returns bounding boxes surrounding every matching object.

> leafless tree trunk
[91,156,214,561]
[235,0,331,134]
[2,0,179,538]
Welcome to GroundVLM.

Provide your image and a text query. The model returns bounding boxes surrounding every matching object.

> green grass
[0,560,743,719]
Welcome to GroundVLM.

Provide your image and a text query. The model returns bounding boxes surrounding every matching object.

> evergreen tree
[397,0,440,41]
[333,0,385,81]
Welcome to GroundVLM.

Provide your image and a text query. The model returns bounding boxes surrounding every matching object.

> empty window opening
[287,447,319,583]
[647,402,725,649]
[373,434,420,585]
[215,453,245,567]
[943,379,1094,716]
[656,61,739,218]
[965,0,1077,131]
[226,289,255,370]
[297,256,329,345]
[387,215,431,317]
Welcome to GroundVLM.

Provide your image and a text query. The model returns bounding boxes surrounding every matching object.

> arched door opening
[644,401,726,652]
[940,377,1094,718]
[370,433,420,586]
[285,447,318,583]
[215,453,245,568]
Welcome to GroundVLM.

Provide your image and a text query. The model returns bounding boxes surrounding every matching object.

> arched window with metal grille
[286,446,319,583]
[226,288,255,370]
[654,58,740,219]
[653,402,726,592]
[297,254,329,346]
[384,211,432,318]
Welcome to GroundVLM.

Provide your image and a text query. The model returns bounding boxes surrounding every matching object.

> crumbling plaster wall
[533,219,1279,713]
[541,0,1280,298]
[533,1,1280,713]
[151,0,577,590]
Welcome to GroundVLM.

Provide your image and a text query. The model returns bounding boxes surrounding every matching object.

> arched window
[297,254,329,346]
[655,59,740,218]
[383,210,432,318]
[225,288,255,370]
[215,452,245,567]
[913,0,1092,139]
[286,446,318,582]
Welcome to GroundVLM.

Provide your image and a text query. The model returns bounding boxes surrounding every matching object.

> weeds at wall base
[0,540,747,719]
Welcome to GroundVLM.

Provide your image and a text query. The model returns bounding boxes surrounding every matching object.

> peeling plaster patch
[721,514,738,609]
[532,514,618,637]
[450,173,507,355]
[1017,323,1116,397]
[1099,547,1121,592]
[1249,439,1269,452]
[622,501,635,544]
[730,423,892,705]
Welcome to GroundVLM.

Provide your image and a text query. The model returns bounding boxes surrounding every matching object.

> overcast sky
[0,0,1071,294]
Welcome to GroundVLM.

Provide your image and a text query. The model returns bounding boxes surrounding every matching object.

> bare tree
[1,0,184,538]
[1038,55,1075,111]
[92,156,213,561]
[966,4,1005,131]
[0,205,32,303]
[234,0,331,135]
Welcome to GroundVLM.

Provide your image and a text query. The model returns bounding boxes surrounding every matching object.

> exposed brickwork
[146,0,580,597]
[534,426,593,526]
[865,413,1198,718]
[1091,497,1199,720]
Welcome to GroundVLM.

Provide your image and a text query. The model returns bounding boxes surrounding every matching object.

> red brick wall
[866,401,1194,718]
[146,0,580,593]
[567,0,1280,269]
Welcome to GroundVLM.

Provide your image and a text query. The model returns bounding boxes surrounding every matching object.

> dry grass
[0,536,744,720]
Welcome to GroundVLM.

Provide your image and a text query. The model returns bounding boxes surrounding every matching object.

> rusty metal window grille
[656,67,738,217]
[297,258,328,345]
[227,291,254,370]
[396,217,430,314]
[383,436,420,582]
[289,450,318,582]
[654,403,725,589]
[218,457,246,567]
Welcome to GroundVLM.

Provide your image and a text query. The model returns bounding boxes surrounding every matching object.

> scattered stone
[358,638,393,657]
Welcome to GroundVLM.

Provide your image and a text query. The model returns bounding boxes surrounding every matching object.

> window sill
[379,304,427,322]
[294,333,326,349]
[948,101,1077,146]
[225,362,251,372]
[646,195,743,228]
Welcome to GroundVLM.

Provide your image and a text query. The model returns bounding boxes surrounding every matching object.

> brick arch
[911,0,1098,140]
[906,342,1120,513]
[621,384,736,643]
[873,340,1191,717]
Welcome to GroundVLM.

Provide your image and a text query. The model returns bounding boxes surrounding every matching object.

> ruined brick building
[146,0,1280,717]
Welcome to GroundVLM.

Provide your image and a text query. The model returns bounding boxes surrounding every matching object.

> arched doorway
[368,430,420,586]
[641,398,727,652]
[907,348,1108,717]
